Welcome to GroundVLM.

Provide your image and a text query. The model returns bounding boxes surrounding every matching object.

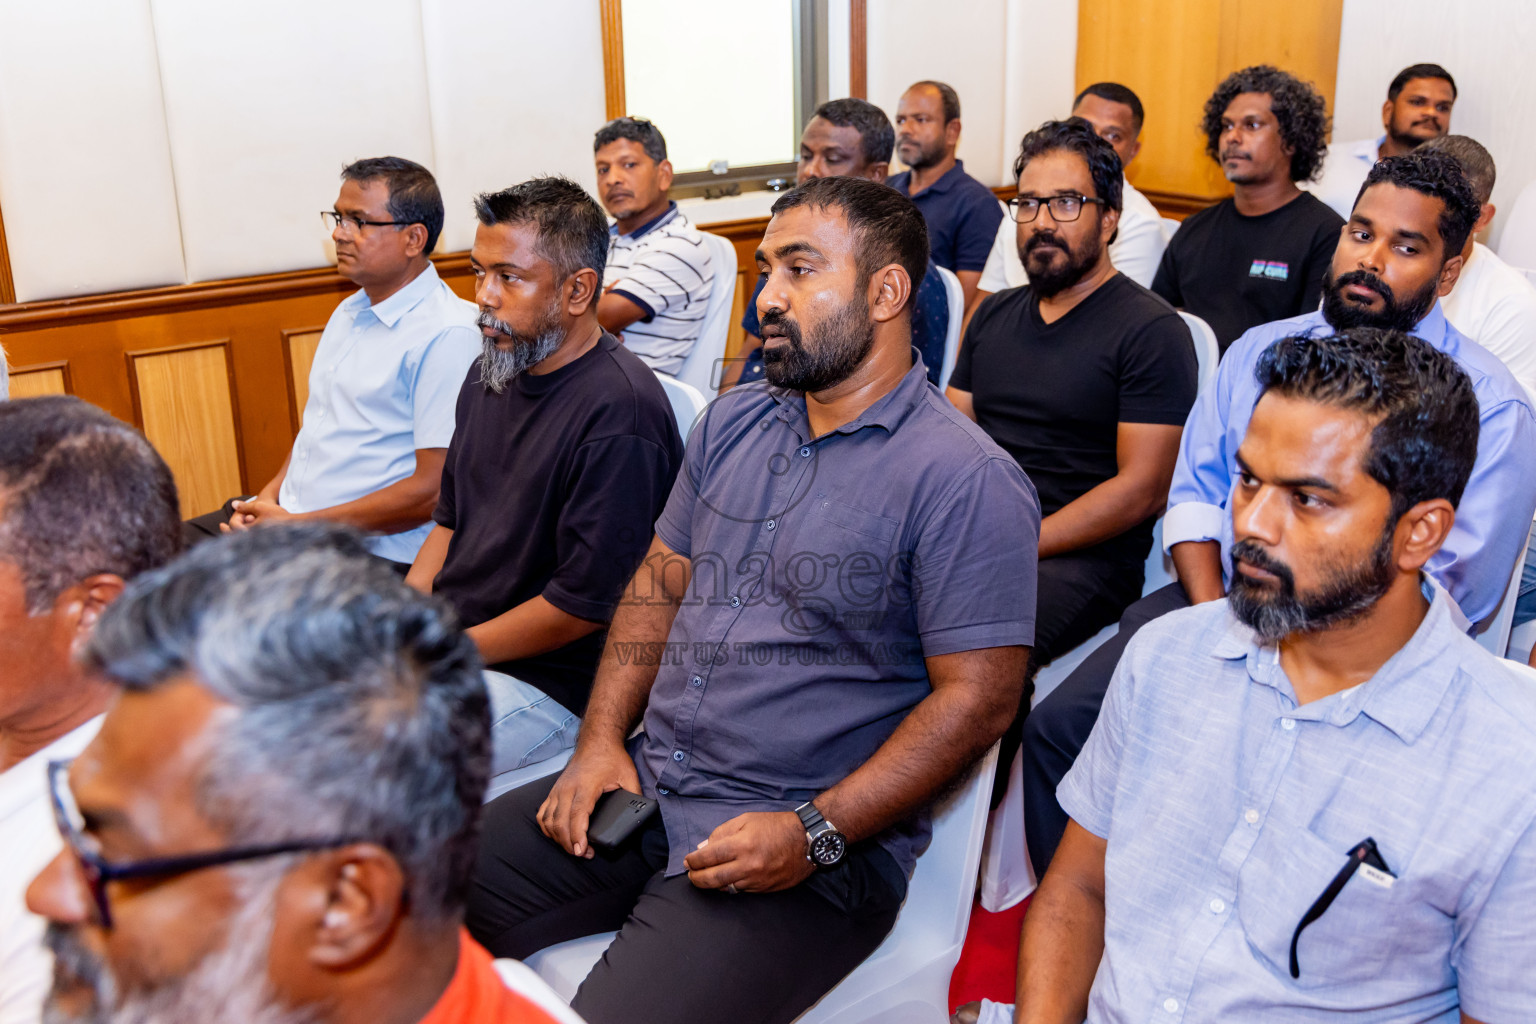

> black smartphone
[587,788,659,851]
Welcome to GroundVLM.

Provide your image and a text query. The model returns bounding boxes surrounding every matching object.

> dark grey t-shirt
[634,354,1041,879]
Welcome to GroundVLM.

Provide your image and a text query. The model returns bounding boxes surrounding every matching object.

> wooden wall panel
[282,328,325,431]
[1077,0,1343,210]
[129,342,244,519]
[8,362,68,398]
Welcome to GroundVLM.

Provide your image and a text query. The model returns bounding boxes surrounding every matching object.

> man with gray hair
[0,396,180,1024]
[1421,134,1536,394]
[407,176,683,778]
[24,523,572,1024]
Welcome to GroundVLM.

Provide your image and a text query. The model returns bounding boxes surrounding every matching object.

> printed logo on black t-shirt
[1248,260,1290,281]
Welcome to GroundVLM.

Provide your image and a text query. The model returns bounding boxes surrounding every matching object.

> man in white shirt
[969,83,1165,322]
[1421,134,1536,395]
[185,157,480,569]
[1309,63,1457,220]
[593,117,714,376]
[0,396,180,1024]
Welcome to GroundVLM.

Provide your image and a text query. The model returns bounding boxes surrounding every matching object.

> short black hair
[1355,149,1480,257]
[908,80,961,123]
[594,116,667,163]
[1418,134,1495,206]
[770,176,929,307]
[341,156,446,255]
[1013,117,1123,212]
[1388,63,1457,102]
[473,176,609,282]
[1254,328,1479,517]
[0,396,180,611]
[1074,81,1145,135]
[1201,65,1331,182]
[811,98,896,166]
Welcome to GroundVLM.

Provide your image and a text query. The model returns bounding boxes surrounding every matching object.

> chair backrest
[492,958,591,1024]
[656,371,708,443]
[1498,180,1536,273]
[1178,311,1220,395]
[670,232,737,395]
[935,264,964,389]
[1474,523,1532,657]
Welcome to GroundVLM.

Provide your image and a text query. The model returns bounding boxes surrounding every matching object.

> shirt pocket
[805,495,899,546]
[1237,822,1403,989]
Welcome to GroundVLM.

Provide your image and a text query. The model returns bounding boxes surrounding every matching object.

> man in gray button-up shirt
[467,176,1040,1024]
[1010,329,1536,1024]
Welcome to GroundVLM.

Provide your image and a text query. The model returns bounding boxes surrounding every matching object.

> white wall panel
[867,0,1010,186]
[1334,0,1536,247]
[0,0,185,301]
[1001,0,1078,185]
[150,0,436,282]
[421,0,607,255]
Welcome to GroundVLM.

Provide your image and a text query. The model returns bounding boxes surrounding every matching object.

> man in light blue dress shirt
[186,157,479,568]
[1004,329,1536,1024]
[1018,149,1536,878]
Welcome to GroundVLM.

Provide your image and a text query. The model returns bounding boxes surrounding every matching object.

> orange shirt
[417,930,565,1024]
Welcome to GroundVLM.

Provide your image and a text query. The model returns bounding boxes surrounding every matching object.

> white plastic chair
[935,265,964,389]
[1178,311,1220,394]
[525,743,1002,1024]
[1474,522,1533,658]
[492,958,591,1024]
[1497,180,1536,273]
[669,233,736,395]
[655,372,708,443]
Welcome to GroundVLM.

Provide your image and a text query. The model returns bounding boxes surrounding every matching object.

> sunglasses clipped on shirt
[1289,836,1396,979]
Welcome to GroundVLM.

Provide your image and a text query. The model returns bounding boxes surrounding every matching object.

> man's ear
[1124,137,1142,166]
[566,267,602,317]
[657,159,674,194]
[59,574,125,656]
[403,222,430,259]
[1380,98,1394,131]
[863,160,890,183]
[868,264,913,325]
[1435,251,1465,297]
[300,845,409,970]
[1395,498,1456,572]
[1474,202,1496,238]
[944,118,962,148]
[1099,206,1121,249]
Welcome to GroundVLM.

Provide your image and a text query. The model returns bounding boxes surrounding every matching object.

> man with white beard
[406,176,684,772]
[25,524,571,1024]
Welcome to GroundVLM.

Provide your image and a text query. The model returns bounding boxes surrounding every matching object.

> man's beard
[1227,524,1397,643]
[41,869,316,1024]
[477,307,565,393]
[1321,268,1439,332]
[1388,113,1443,151]
[760,295,876,393]
[899,137,946,172]
[1019,226,1102,299]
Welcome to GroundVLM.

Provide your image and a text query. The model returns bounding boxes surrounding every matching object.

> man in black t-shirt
[947,120,1197,778]
[406,177,683,774]
[1153,65,1344,351]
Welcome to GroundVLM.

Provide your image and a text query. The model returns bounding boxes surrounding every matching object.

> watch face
[811,831,846,866]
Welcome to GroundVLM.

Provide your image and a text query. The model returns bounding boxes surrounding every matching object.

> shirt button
[730,596,741,608]
[1163,998,1179,1013]
[1244,809,1259,825]
[1281,718,1296,730]
[765,519,776,530]
[799,446,811,458]
[691,675,703,688]
[672,750,685,762]
[1209,898,1226,914]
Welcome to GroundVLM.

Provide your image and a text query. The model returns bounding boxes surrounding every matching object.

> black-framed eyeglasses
[1006,194,1108,223]
[320,211,418,233]
[47,759,362,929]
[1289,836,1394,978]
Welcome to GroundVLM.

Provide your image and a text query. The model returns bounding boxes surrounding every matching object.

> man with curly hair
[1152,66,1344,351]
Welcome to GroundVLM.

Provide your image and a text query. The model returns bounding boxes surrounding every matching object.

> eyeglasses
[320,211,418,233]
[1289,837,1395,978]
[1006,194,1108,223]
[47,759,362,929]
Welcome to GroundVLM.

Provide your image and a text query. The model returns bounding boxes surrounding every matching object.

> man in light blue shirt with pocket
[1003,328,1536,1024]
[186,157,479,569]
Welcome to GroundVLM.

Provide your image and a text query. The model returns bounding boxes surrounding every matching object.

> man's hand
[220,498,292,532]
[537,740,642,859]
[683,811,815,893]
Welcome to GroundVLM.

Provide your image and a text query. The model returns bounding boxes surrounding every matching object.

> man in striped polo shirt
[594,117,715,376]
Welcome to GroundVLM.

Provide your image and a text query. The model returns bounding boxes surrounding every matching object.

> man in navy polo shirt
[889,80,1005,309]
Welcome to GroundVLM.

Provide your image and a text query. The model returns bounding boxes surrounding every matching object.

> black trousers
[993,551,1145,803]
[1019,582,1191,874]
[181,498,411,574]
[467,774,906,1024]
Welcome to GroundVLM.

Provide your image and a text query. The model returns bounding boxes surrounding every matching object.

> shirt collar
[768,349,932,440]
[1311,301,1454,351]
[353,263,442,328]
[913,159,967,195]
[613,200,680,240]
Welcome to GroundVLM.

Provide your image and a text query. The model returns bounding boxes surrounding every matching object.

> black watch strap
[795,801,828,832]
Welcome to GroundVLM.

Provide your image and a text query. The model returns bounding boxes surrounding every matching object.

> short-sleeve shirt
[431,334,683,715]
[634,355,1040,879]
[1441,241,1536,396]
[1059,583,1536,1022]
[1152,193,1344,351]
[887,160,1006,274]
[950,274,1197,568]
[280,262,480,564]
[603,202,715,375]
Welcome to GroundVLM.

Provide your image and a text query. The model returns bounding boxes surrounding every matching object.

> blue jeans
[483,671,580,775]
[1514,521,1536,629]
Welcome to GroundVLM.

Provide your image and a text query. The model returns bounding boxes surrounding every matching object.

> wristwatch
[795,800,847,868]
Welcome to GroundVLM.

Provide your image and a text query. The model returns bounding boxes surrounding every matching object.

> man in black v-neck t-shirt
[1153,65,1345,351]
[948,120,1197,786]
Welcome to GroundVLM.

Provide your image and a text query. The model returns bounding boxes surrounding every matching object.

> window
[609,0,828,198]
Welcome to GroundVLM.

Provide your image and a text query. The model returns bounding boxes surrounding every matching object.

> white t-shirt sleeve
[977,216,1014,294]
